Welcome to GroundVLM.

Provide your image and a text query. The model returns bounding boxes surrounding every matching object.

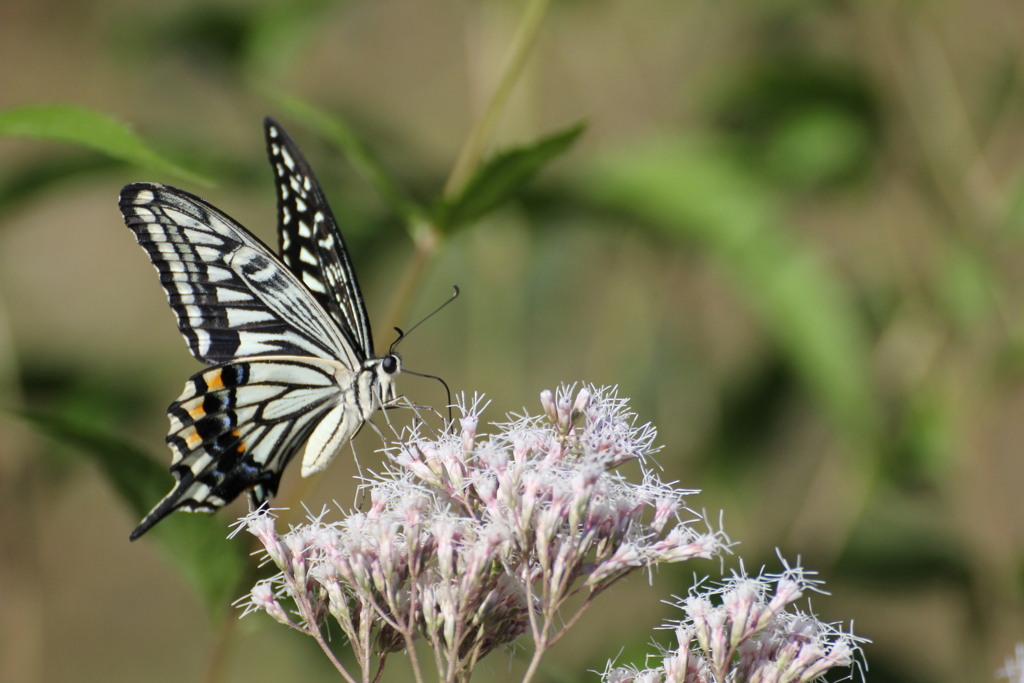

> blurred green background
[2,0,1023,681]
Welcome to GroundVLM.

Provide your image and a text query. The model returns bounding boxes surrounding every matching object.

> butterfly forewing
[121,183,360,369]
[265,118,375,358]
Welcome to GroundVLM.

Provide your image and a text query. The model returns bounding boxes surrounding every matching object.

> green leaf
[579,135,878,443]
[0,104,213,186]
[265,90,427,228]
[436,121,585,233]
[20,410,247,618]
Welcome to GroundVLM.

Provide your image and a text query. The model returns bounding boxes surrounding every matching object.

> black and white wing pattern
[121,128,402,540]
[142,358,347,538]
[122,183,356,367]
[265,117,375,358]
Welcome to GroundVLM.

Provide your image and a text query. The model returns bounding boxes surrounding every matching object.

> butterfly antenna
[389,285,460,354]
[388,286,459,426]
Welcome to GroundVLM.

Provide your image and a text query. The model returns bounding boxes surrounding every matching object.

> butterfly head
[376,352,402,404]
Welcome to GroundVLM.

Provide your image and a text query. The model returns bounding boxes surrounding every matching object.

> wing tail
[129,483,204,541]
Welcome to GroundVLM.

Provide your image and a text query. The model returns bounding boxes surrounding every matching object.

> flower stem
[409,643,427,683]
[311,627,359,683]
[444,0,552,198]
[371,654,387,683]
[549,593,596,647]
[200,613,235,683]
[519,638,548,683]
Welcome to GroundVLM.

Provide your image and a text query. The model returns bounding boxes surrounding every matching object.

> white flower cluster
[236,386,726,683]
[999,644,1024,683]
[601,561,865,683]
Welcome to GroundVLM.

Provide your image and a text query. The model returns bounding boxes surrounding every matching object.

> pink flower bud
[540,389,557,422]
[650,497,679,534]
[706,609,729,673]
[572,387,591,420]
[762,578,803,628]
[251,581,291,626]
[460,414,478,452]
[247,513,286,568]
[722,580,760,645]
[557,395,573,428]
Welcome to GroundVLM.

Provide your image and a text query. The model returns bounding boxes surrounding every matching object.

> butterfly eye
[382,356,398,374]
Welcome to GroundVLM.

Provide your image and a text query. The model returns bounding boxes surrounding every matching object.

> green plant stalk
[201,609,240,683]
[383,0,553,332]
[0,289,22,410]
[444,0,552,199]
[381,218,441,336]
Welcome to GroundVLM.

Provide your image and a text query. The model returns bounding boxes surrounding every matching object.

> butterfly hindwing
[265,118,375,358]
[129,358,348,540]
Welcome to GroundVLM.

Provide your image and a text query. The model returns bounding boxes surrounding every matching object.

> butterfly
[121,118,402,540]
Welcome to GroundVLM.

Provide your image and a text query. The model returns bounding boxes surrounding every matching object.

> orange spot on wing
[206,369,224,390]
[184,428,202,448]
[188,403,206,420]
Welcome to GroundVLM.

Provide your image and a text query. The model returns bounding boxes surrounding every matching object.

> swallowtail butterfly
[121,118,401,540]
